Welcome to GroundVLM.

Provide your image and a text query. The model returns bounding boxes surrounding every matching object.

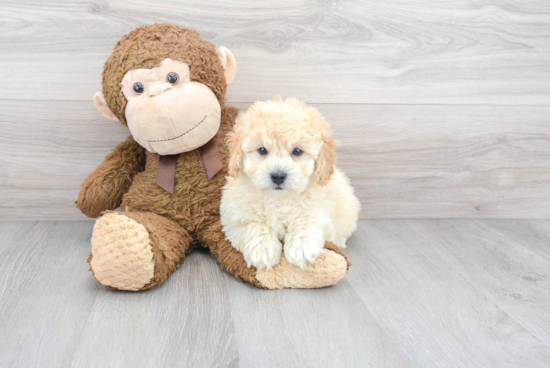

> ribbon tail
[156,154,179,194]
[200,138,223,180]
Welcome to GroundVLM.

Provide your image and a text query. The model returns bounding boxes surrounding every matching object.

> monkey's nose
[148,83,172,96]
[270,172,287,185]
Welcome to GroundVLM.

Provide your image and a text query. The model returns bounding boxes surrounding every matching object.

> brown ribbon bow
[155,137,223,194]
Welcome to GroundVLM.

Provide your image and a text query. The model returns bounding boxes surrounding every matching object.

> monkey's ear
[216,46,237,85]
[94,92,120,122]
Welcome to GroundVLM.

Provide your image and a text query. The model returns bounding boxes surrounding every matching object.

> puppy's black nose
[270,172,287,185]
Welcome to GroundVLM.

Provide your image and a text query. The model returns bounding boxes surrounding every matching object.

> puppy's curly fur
[221,97,360,270]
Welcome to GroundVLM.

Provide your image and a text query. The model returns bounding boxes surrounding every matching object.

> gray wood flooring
[1,219,550,367]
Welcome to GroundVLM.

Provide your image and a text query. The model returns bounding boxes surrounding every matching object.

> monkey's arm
[76,135,146,218]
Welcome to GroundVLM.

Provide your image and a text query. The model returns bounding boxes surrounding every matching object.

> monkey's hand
[76,135,145,218]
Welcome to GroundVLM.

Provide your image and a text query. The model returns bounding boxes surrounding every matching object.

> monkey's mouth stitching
[145,115,207,143]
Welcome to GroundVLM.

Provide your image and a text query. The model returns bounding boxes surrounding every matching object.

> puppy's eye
[292,148,303,156]
[166,72,179,84]
[133,82,144,94]
[258,147,268,155]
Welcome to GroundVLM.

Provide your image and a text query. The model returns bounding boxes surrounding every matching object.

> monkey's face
[93,26,236,155]
[120,58,221,155]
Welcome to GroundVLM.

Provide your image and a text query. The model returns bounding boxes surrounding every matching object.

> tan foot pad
[90,212,155,291]
[255,250,347,289]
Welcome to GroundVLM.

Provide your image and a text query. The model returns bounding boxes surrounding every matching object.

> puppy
[221,97,360,270]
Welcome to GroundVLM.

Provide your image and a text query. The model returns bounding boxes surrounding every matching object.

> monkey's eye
[292,148,303,156]
[166,72,179,84]
[133,82,144,94]
[258,147,268,155]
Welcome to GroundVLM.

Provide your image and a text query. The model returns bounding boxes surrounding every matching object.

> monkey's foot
[89,212,155,291]
[255,249,348,289]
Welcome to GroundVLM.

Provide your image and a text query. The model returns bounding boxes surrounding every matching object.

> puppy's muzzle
[270,172,287,185]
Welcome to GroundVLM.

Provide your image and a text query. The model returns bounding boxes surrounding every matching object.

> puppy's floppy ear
[227,130,243,178]
[314,133,338,186]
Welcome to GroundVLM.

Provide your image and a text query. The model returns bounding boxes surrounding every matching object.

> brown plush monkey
[77,24,349,291]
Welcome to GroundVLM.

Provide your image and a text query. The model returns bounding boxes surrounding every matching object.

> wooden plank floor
[1,219,550,367]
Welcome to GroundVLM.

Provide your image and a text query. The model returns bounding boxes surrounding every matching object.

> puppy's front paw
[241,236,282,270]
[284,231,325,269]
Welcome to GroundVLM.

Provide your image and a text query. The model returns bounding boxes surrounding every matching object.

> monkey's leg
[254,242,351,289]
[197,220,265,288]
[198,220,351,289]
[88,211,193,291]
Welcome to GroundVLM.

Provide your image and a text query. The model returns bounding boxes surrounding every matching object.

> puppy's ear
[314,135,338,186]
[227,130,243,178]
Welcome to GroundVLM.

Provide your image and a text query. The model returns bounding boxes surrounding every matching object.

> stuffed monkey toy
[76,24,350,291]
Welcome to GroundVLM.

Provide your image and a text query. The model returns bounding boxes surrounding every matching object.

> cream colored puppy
[221,97,360,270]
